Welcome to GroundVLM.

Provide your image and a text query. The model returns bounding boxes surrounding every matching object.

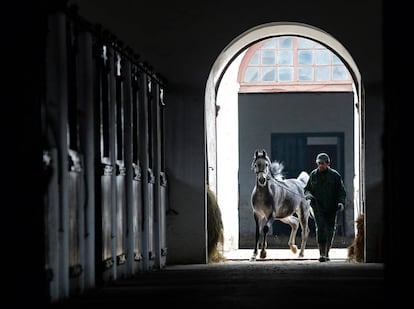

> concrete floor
[224,248,348,261]
[50,249,392,308]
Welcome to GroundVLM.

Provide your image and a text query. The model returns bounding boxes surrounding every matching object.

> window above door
[238,36,353,93]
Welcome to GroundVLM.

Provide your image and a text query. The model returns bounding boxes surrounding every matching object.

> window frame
[238,36,353,93]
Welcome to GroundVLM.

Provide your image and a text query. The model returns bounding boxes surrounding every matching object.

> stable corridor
[50,257,385,307]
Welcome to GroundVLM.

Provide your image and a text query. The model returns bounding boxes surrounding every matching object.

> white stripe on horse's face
[254,158,270,187]
[257,172,267,187]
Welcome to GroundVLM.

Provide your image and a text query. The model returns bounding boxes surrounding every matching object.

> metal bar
[122,58,135,275]
[77,29,95,288]
[151,81,164,268]
[139,72,150,271]
[107,46,118,280]
[47,11,70,298]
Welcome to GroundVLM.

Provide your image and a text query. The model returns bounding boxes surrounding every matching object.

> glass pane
[244,67,259,82]
[297,37,314,48]
[316,67,330,81]
[298,67,314,81]
[262,38,276,48]
[278,67,293,82]
[333,66,348,80]
[262,50,276,65]
[278,36,293,48]
[277,50,293,65]
[249,51,260,65]
[298,50,313,64]
[262,67,276,82]
[333,54,342,65]
[315,50,330,65]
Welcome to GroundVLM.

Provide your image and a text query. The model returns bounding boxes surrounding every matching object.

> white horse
[250,149,312,261]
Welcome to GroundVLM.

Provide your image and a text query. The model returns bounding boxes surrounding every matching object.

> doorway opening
[205,22,364,260]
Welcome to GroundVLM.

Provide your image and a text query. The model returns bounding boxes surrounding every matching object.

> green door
[270,132,344,239]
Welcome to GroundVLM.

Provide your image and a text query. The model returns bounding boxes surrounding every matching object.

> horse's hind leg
[280,216,299,254]
[298,207,310,258]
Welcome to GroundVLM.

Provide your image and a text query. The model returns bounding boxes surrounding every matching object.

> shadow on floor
[50,256,389,307]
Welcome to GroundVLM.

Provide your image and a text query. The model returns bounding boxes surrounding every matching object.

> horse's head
[251,149,272,187]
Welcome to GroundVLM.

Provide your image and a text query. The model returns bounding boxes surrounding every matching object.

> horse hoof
[250,256,257,262]
[260,251,267,259]
[290,245,298,254]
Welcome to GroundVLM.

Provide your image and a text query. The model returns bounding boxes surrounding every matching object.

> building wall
[164,91,207,264]
[238,92,354,247]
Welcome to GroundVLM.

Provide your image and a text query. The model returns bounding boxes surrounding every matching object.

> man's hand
[337,203,344,212]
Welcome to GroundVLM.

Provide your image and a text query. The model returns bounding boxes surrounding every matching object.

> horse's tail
[297,171,309,186]
[297,171,314,219]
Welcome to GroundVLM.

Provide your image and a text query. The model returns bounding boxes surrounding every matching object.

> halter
[251,150,272,187]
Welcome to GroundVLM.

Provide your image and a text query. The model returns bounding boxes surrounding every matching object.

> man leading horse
[304,152,346,262]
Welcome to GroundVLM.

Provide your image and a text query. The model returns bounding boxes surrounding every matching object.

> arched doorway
[205,22,364,258]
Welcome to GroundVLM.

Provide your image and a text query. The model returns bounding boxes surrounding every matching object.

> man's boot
[318,243,326,262]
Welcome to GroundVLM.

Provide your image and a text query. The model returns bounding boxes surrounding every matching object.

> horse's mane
[251,150,287,181]
[270,161,285,180]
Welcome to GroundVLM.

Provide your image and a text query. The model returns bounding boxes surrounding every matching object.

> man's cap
[316,153,330,163]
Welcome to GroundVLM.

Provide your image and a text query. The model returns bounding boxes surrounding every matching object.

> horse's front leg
[298,204,310,258]
[250,214,260,261]
[260,214,274,259]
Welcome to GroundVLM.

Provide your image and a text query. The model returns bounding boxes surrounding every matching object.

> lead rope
[253,156,308,201]
[272,176,309,201]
